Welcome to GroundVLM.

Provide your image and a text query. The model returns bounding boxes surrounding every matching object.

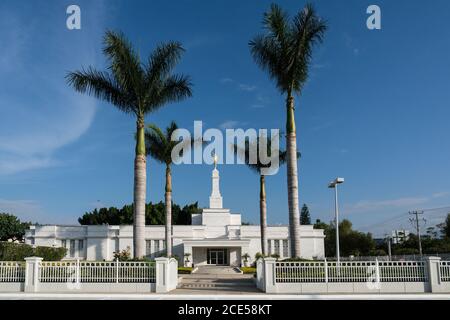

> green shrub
[0,241,66,261]
[280,257,314,262]
[240,267,256,274]
[113,247,131,261]
[178,267,193,274]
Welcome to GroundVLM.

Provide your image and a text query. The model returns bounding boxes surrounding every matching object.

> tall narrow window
[78,240,84,256]
[274,240,280,255]
[61,239,66,249]
[267,240,272,254]
[70,240,75,257]
[145,240,152,256]
[282,240,288,257]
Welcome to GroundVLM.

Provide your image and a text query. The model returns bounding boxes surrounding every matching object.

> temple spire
[209,153,223,208]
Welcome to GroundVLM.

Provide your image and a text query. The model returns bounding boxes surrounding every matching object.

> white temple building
[25,164,325,266]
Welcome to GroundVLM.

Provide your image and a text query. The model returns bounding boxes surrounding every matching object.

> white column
[263,257,277,293]
[24,257,43,293]
[426,256,442,293]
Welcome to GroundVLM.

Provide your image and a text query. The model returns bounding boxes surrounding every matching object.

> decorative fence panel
[258,257,450,293]
[0,257,178,293]
[440,261,450,282]
[39,260,156,283]
[0,261,25,282]
[274,260,427,283]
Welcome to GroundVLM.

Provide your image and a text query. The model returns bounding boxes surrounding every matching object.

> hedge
[178,267,193,274]
[0,241,67,261]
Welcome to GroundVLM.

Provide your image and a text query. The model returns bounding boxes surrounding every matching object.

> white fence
[39,260,155,283]
[0,257,177,293]
[0,262,25,282]
[275,260,427,283]
[440,261,450,282]
[257,256,450,294]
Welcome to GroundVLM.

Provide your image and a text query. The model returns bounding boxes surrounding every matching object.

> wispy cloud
[219,120,246,130]
[219,77,233,84]
[238,83,257,92]
[0,198,42,222]
[345,191,450,214]
[343,33,360,57]
[0,3,107,175]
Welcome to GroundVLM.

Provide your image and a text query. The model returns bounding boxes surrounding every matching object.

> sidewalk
[1,292,450,300]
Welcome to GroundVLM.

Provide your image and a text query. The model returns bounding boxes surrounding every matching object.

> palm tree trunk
[165,164,172,257]
[133,116,146,258]
[260,174,268,256]
[286,94,301,258]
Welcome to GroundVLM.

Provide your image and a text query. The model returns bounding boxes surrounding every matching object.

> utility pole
[409,210,425,257]
[385,234,392,260]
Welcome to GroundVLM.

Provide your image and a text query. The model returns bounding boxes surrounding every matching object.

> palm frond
[103,30,144,107]
[146,42,184,86]
[66,67,133,113]
[249,3,327,95]
[145,124,167,163]
[149,74,193,112]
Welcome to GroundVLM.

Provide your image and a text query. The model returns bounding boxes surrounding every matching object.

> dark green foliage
[249,3,327,95]
[444,213,450,238]
[0,242,66,261]
[0,213,31,241]
[178,267,193,274]
[386,233,450,255]
[280,257,314,262]
[78,201,201,225]
[300,204,311,225]
[314,219,376,257]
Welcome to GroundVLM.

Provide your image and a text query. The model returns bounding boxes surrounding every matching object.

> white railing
[440,261,450,282]
[275,260,428,283]
[0,261,25,282]
[39,260,156,283]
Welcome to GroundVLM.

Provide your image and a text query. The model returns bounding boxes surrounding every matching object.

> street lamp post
[328,177,344,264]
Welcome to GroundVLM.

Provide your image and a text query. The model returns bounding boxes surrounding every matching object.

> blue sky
[1,0,450,237]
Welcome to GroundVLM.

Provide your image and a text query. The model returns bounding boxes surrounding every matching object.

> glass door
[207,248,228,265]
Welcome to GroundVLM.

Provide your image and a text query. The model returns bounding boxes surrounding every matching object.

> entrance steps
[176,267,259,292]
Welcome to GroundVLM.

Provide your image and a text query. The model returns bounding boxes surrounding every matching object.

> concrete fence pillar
[263,257,277,293]
[426,256,442,293]
[155,257,178,293]
[24,257,43,293]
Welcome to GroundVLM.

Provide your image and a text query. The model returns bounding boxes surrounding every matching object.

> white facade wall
[24,168,325,264]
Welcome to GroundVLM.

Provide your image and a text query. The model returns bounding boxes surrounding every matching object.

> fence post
[375,258,380,285]
[426,256,442,293]
[324,258,328,283]
[155,257,169,293]
[115,258,119,283]
[263,258,277,293]
[76,259,80,285]
[24,256,43,293]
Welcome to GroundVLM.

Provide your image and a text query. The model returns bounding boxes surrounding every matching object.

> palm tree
[145,122,192,257]
[249,3,327,257]
[232,135,292,256]
[66,31,192,258]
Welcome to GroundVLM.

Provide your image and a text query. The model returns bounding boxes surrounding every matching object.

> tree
[444,213,450,238]
[315,219,375,257]
[0,213,30,241]
[78,201,200,226]
[145,122,193,257]
[249,3,327,257]
[67,31,192,258]
[232,134,289,256]
[300,204,311,225]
